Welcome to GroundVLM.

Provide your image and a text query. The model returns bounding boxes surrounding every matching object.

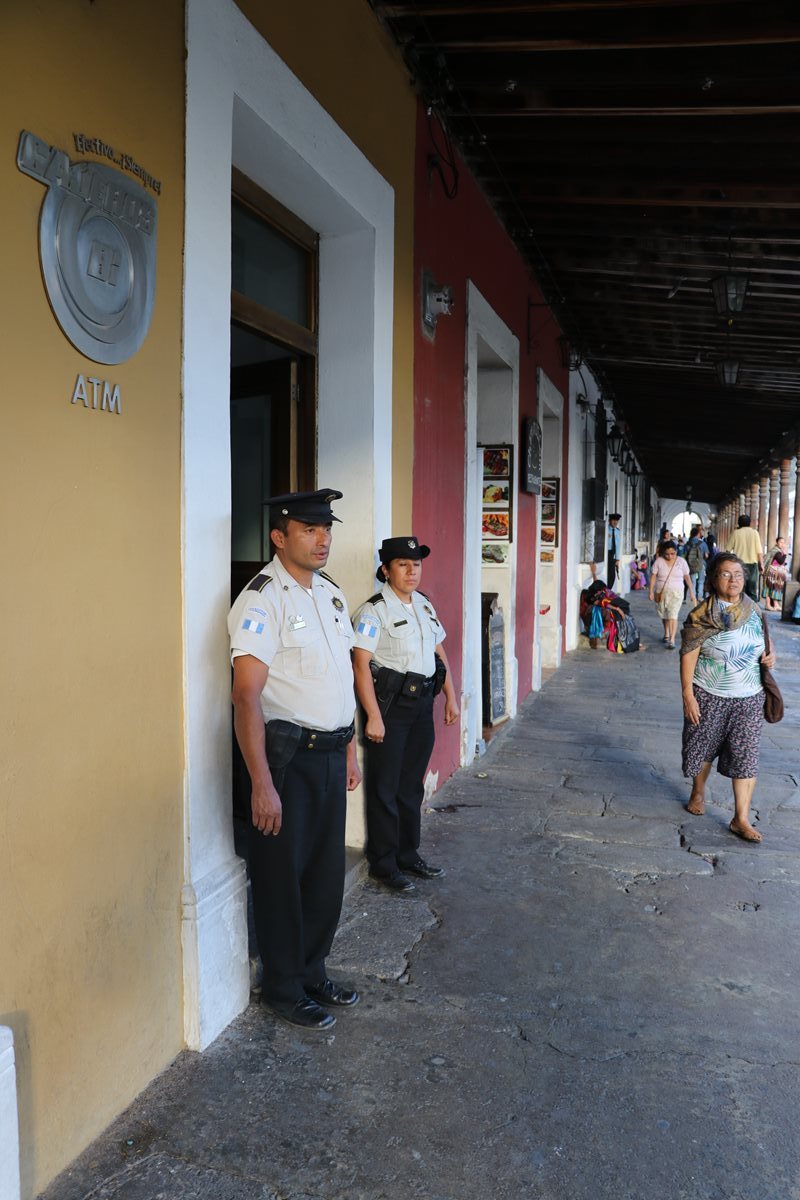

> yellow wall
[0,3,185,1194]
[236,0,417,533]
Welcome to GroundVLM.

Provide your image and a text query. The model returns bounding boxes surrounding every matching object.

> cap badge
[408,539,416,548]
[331,596,344,611]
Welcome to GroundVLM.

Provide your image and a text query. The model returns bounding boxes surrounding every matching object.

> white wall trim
[463,281,520,763]
[183,0,395,1048]
[0,1029,21,1200]
[534,369,565,677]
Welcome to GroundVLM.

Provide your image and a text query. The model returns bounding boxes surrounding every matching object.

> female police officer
[352,537,459,892]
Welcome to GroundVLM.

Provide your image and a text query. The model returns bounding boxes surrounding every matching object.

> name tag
[289,615,307,631]
[393,619,408,627]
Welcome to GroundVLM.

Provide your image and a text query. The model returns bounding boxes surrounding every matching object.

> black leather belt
[297,722,354,751]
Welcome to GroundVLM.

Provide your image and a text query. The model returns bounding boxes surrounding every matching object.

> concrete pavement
[41,593,800,1200]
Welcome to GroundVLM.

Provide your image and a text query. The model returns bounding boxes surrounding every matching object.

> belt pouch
[433,653,447,697]
[400,671,426,700]
[264,719,303,770]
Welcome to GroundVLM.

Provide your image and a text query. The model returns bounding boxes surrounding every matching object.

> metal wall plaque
[17,130,157,364]
[521,417,542,494]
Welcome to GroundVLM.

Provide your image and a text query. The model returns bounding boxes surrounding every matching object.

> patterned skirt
[682,687,764,779]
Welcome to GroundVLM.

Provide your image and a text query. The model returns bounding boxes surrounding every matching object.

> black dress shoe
[306,978,360,1007]
[402,856,445,879]
[369,870,416,892]
[262,996,336,1030]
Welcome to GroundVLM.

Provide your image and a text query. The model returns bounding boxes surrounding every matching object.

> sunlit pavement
[42,593,800,1200]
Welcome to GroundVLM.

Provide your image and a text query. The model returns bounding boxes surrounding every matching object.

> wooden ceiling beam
[467,104,800,116]
[416,32,800,53]
[497,190,800,207]
[378,0,751,15]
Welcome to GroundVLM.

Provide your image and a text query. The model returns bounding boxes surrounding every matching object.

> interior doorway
[229,174,318,820]
[534,369,565,678]
[463,283,520,764]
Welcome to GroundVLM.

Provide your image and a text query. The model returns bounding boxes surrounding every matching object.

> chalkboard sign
[481,593,507,727]
[488,614,506,725]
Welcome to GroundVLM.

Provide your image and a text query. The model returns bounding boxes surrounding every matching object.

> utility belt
[264,719,354,772]
[370,654,446,715]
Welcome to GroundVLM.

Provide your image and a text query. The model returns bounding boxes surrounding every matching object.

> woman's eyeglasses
[718,571,745,581]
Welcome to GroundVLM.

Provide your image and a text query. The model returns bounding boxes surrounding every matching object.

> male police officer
[228,489,361,1030]
[607,513,622,586]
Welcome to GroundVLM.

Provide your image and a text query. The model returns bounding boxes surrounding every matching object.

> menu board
[481,445,513,566]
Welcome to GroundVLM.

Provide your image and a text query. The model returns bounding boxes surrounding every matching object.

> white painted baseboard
[0,1028,20,1200]
[182,856,250,1050]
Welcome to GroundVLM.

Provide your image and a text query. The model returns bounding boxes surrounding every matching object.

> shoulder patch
[367,592,386,605]
[247,573,272,592]
[318,570,339,588]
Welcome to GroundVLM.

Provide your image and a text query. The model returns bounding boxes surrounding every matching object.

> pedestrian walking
[352,537,459,893]
[680,552,777,843]
[724,514,764,602]
[762,536,789,611]
[607,513,622,587]
[684,524,709,597]
[228,489,362,1031]
[649,540,696,648]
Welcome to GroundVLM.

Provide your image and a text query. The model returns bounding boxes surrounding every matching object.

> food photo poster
[481,444,513,566]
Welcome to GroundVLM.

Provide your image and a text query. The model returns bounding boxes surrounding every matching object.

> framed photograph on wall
[540,477,559,549]
[482,541,510,566]
[481,444,514,546]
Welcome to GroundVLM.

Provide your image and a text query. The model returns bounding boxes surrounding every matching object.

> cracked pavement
[41,594,800,1200]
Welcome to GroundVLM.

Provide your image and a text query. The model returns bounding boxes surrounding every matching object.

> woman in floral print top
[679,552,777,843]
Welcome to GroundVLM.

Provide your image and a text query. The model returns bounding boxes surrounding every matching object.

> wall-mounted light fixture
[557,335,582,371]
[607,423,623,461]
[422,270,454,333]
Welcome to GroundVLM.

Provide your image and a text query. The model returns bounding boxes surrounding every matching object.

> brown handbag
[760,614,784,724]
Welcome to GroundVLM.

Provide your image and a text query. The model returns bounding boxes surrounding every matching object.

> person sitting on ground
[680,552,777,843]
[649,540,696,648]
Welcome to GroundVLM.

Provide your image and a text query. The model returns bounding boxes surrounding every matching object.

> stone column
[758,475,769,548]
[792,454,800,581]
[767,467,780,550]
[778,458,792,541]
[749,481,760,532]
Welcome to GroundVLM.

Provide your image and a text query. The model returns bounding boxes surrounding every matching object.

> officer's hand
[365,714,385,744]
[444,699,460,726]
[251,782,282,836]
[346,760,362,791]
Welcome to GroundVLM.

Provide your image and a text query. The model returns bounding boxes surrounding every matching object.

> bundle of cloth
[580,580,639,653]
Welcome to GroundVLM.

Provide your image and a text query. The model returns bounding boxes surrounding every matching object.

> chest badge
[289,615,307,631]
[331,596,344,611]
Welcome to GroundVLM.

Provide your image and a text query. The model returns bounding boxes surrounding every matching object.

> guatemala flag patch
[242,618,265,635]
[356,616,379,638]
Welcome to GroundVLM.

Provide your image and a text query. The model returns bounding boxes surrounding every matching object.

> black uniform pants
[248,742,346,1006]
[365,693,436,877]
[607,549,617,586]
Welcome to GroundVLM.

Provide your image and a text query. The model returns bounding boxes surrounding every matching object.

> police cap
[376,535,431,579]
[267,489,343,524]
[609,513,622,522]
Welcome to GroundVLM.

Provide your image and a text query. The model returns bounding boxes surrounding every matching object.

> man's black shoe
[369,870,416,893]
[402,856,445,879]
[262,996,336,1030]
[306,978,360,1007]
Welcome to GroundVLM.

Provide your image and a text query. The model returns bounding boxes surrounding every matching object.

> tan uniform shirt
[352,583,445,676]
[228,555,356,731]
[726,526,763,565]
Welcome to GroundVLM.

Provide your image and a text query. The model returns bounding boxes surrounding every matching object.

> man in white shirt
[228,489,361,1031]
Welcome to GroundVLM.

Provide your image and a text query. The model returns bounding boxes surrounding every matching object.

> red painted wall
[412,103,570,784]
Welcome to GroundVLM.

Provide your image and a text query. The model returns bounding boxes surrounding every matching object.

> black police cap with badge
[376,535,430,581]
[266,489,343,525]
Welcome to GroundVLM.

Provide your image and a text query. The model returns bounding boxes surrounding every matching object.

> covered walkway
[43,595,800,1200]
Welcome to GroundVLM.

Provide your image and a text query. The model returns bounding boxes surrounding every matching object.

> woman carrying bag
[680,552,780,843]
[649,540,696,648]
